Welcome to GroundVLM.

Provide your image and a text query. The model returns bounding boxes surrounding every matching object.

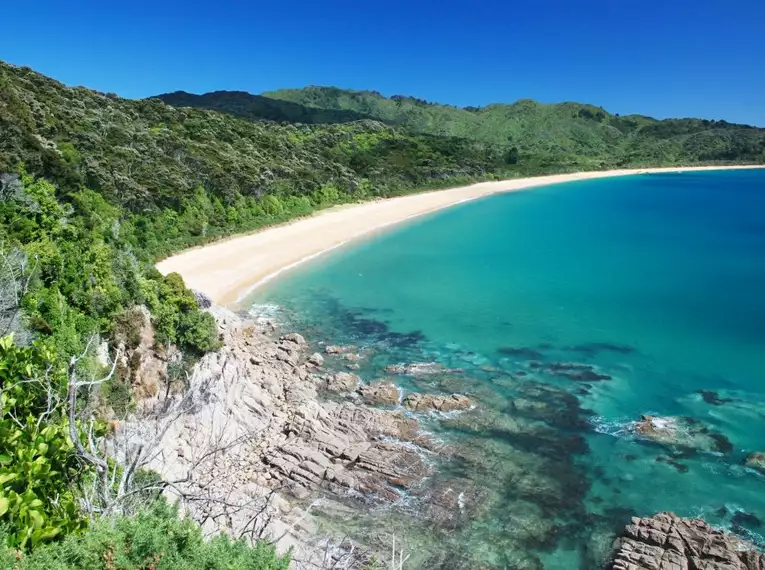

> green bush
[0,500,291,570]
[0,335,87,549]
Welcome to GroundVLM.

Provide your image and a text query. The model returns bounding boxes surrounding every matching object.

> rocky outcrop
[745,452,765,472]
[193,290,213,309]
[307,352,324,367]
[608,512,765,570]
[322,371,361,392]
[358,381,400,406]
[280,332,306,346]
[133,306,437,554]
[403,393,473,412]
[632,415,733,454]
[112,305,180,399]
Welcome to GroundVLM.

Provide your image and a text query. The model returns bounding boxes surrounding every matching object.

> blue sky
[2,0,763,125]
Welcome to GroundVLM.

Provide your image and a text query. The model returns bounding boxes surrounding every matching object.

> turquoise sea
[248,170,765,569]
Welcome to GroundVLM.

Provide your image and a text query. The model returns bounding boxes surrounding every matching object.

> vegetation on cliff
[0,502,289,570]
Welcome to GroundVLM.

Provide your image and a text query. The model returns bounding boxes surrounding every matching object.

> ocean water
[248,170,765,569]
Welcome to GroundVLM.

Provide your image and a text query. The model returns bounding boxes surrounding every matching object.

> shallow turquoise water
[250,170,765,568]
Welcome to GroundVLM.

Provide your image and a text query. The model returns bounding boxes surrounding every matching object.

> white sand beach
[157,165,765,306]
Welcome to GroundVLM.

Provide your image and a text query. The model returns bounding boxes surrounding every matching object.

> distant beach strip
[157,165,765,306]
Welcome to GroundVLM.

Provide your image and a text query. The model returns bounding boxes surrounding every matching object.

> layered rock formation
[130,306,465,556]
[608,512,765,570]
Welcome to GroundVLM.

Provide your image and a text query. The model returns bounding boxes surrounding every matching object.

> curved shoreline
[157,165,764,306]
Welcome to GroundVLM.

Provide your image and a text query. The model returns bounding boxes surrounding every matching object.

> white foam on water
[378,436,436,457]
[589,416,632,437]
[248,302,282,324]
[457,491,466,512]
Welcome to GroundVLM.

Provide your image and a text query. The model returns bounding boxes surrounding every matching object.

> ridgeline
[163,85,765,169]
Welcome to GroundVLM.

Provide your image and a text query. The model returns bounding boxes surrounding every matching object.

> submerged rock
[416,477,487,530]
[655,455,689,473]
[385,362,463,376]
[358,382,400,406]
[324,344,355,355]
[545,362,612,381]
[699,389,734,406]
[403,393,473,412]
[607,512,765,570]
[569,342,634,356]
[732,510,762,530]
[498,346,545,360]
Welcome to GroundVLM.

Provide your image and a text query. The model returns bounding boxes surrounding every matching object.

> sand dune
[157,165,764,306]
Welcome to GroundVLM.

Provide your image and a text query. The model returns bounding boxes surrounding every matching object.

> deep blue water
[249,170,765,569]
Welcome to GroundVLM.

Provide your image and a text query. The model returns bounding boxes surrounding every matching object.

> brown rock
[358,382,400,406]
[608,512,765,570]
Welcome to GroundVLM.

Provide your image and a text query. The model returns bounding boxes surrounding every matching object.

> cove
[248,170,765,569]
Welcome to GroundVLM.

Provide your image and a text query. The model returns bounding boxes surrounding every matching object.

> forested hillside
[1,60,512,245]
[164,86,765,168]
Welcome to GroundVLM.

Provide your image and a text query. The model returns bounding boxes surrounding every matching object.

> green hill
[258,86,765,167]
[155,86,765,170]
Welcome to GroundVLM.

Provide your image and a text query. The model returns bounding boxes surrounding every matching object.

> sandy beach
[157,165,764,306]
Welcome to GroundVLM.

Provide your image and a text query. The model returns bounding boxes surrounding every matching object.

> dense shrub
[0,501,290,570]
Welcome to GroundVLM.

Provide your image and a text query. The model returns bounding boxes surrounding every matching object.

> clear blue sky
[2,0,763,125]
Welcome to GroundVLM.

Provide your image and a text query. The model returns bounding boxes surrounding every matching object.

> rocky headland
[121,303,765,568]
[124,303,480,565]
